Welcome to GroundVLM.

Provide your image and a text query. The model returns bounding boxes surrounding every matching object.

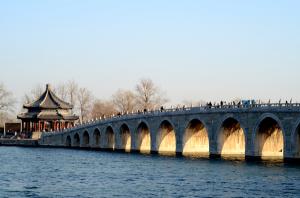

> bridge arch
[183,118,209,156]
[93,128,101,148]
[73,133,80,147]
[82,130,90,147]
[119,123,131,152]
[291,118,300,158]
[156,120,176,155]
[136,121,151,153]
[253,113,284,158]
[105,126,115,150]
[216,116,246,157]
[65,135,71,147]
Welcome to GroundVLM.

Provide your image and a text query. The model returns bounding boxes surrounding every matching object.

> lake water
[0,147,299,198]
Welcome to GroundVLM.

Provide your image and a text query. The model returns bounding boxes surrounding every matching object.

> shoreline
[0,139,39,147]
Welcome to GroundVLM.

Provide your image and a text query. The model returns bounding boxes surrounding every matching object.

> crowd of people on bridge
[53,99,298,133]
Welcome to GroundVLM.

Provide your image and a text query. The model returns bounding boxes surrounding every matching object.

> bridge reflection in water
[40,103,300,161]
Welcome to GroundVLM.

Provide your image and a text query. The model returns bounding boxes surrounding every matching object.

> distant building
[2,122,21,138]
[17,84,79,136]
[4,122,21,133]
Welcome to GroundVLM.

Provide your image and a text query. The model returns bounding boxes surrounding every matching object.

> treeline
[23,78,168,123]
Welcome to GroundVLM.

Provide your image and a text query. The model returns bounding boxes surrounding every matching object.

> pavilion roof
[17,110,79,121]
[23,84,73,110]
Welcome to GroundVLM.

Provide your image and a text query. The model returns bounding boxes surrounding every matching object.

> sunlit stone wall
[120,129,131,152]
[106,128,115,149]
[183,120,209,156]
[157,121,176,154]
[137,123,151,153]
[218,119,245,156]
[256,118,283,158]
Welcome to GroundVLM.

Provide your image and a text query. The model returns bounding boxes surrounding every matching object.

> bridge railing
[43,102,300,136]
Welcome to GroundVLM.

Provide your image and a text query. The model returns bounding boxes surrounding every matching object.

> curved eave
[23,84,73,109]
[17,114,36,120]
[23,105,72,110]
[62,115,79,121]
[17,112,79,121]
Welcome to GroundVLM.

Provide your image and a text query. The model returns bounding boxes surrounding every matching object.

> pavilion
[17,84,79,136]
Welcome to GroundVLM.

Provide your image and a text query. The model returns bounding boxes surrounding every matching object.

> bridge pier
[208,123,220,158]
[245,127,255,157]
[175,125,183,156]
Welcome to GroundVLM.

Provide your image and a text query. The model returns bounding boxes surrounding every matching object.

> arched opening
[93,128,101,147]
[157,120,176,155]
[120,124,131,152]
[74,133,80,147]
[256,117,284,158]
[137,122,151,153]
[105,126,115,150]
[218,118,245,156]
[295,124,300,158]
[82,131,90,147]
[66,136,71,147]
[183,119,209,156]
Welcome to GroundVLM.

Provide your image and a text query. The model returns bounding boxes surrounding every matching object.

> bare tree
[23,94,32,105]
[23,83,44,104]
[112,89,137,113]
[0,83,15,127]
[54,80,79,113]
[57,80,79,114]
[91,100,116,118]
[31,84,44,99]
[0,83,15,112]
[66,80,78,109]
[55,83,68,101]
[0,112,16,128]
[77,87,93,122]
[135,78,168,110]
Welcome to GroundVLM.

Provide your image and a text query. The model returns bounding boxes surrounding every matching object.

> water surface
[0,147,299,197]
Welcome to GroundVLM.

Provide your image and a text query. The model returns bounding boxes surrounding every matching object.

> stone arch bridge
[40,103,300,160]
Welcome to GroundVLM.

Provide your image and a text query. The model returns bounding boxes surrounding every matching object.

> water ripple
[0,147,300,197]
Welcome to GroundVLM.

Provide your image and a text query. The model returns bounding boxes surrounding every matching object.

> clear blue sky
[1,0,299,106]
